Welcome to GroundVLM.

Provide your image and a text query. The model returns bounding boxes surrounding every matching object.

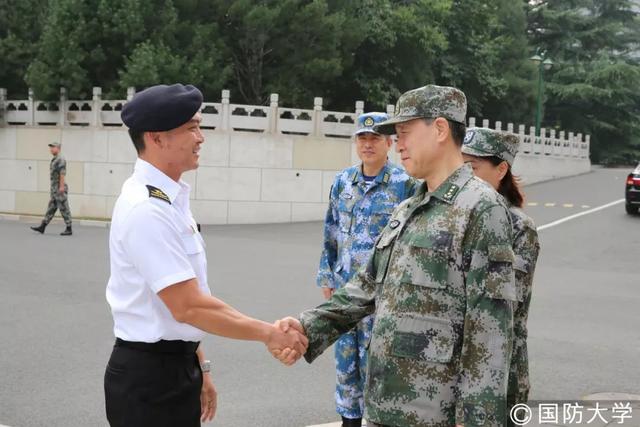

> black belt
[115,338,199,354]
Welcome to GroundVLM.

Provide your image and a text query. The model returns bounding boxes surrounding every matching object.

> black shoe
[60,226,72,236]
[30,222,46,234]
[341,417,362,427]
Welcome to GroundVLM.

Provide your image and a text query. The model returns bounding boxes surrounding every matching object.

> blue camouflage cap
[354,112,389,136]
[121,84,203,132]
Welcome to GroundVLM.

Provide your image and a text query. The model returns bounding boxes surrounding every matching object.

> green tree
[0,0,47,97]
[437,0,536,123]
[527,0,640,163]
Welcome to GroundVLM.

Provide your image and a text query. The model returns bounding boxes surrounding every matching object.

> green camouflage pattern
[300,163,516,427]
[49,154,67,194]
[462,127,520,167]
[44,154,71,226]
[374,85,467,135]
[506,206,540,423]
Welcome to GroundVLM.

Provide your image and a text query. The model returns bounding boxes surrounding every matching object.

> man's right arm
[123,203,307,355]
[299,252,378,363]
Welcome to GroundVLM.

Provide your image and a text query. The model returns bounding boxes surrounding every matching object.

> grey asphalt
[0,167,638,427]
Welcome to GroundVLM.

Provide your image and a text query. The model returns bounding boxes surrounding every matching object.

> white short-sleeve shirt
[106,158,211,342]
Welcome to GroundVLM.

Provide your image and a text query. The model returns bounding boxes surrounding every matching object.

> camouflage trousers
[334,314,374,419]
[43,191,72,226]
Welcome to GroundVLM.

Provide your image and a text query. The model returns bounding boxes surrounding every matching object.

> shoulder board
[146,185,171,204]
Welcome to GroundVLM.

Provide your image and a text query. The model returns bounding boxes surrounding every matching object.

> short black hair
[128,129,145,154]
[423,118,466,146]
[448,119,466,146]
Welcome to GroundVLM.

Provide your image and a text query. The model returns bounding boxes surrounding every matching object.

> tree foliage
[1,0,639,162]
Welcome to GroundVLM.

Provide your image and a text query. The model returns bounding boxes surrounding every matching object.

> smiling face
[355,132,392,170]
[150,112,204,180]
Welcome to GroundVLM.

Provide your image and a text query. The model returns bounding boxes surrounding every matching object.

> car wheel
[625,203,638,215]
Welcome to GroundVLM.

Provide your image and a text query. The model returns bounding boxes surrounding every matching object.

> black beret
[121,84,203,132]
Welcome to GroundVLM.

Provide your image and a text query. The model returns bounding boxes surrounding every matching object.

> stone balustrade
[0,87,591,224]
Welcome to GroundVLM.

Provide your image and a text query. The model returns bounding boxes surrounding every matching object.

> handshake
[265,317,308,366]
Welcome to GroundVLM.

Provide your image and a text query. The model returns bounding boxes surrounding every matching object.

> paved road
[0,167,638,427]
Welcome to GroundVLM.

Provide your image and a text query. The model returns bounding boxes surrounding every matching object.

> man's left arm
[196,347,217,422]
[456,204,516,427]
[57,158,66,193]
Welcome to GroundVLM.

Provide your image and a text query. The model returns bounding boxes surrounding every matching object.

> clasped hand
[266,317,307,366]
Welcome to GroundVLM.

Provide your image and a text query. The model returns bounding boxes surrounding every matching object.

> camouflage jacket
[301,164,516,427]
[507,206,540,406]
[317,161,419,289]
[50,154,67,193]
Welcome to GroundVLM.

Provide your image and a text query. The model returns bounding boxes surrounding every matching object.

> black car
[625,163,640,215]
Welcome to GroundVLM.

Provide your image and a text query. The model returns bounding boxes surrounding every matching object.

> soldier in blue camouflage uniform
[275,85,516,427]
[30,141,73,235]
[318,112,419,427]
[462,127,540,426]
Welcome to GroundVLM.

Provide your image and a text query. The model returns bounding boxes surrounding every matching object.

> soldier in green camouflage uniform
[462,128,540,425]
[275,86,516,427]
[30,141,73,235]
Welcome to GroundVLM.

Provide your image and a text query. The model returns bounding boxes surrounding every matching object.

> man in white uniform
[104,84,307,427]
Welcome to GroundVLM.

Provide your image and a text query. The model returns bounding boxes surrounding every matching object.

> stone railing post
[576,133,583,157]
[495,121,502,131]
[92,86,102,127]
[59,87,67,127]
[549,129,557,155]
[386,104,394,116]
[507,123,514,133]
[268,93,279,134]
[529,126,538,153]
[468,117,476,127]
[0,88,6,126]
[585,135,590,158]
[313,97,323,137]
[126,87,136,101]
[27,88,35,126]
[482,119,489,128]
[220,90,230,131]
[355,100,364,117]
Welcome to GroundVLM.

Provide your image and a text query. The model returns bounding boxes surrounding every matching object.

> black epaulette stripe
[146,185,171,204]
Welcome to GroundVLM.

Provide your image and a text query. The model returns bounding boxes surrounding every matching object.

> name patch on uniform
[146,185,171,204]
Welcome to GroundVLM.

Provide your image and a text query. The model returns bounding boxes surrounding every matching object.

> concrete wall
[0,126,591,224]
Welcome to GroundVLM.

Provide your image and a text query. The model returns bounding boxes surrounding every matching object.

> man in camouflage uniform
[318,112,419,427]
[30,141,73,235]
[276,85,516,427]
[461,128,540,426]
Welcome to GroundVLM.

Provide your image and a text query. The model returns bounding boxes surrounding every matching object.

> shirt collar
[416,163,473,206]
[133,158,184,204]
[351,161,392,185]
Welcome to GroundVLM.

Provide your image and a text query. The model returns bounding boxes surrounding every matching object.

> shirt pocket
[400,232,452,289]
[368,202,396,235]
[513,255,529,302]
[391,315,455,363]
[485,244,516,301]
[181,233,204,256]
[337,195,356,233]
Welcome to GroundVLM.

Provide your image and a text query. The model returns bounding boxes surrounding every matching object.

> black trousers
[104,339,202,427]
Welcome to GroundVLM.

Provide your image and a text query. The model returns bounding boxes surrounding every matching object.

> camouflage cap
[354,112,388,136]
[374,84,467,135]
[462,127,520,166]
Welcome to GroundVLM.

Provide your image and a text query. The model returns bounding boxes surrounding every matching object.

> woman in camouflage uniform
[461,127,541,426]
